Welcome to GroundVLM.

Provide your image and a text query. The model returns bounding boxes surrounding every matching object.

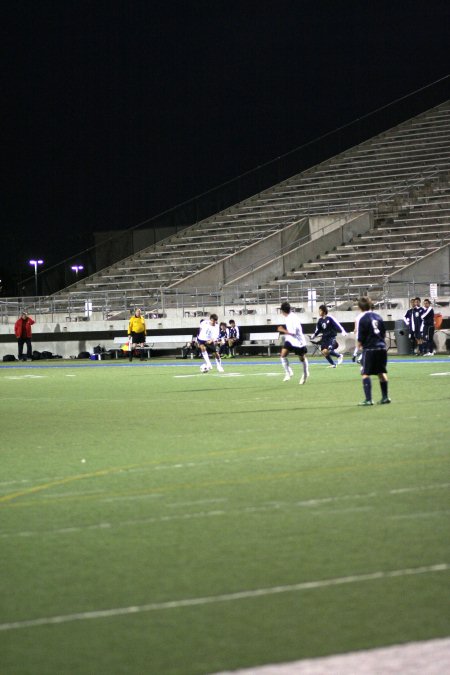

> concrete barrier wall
[1,305,448,359]
[223,212,373,289]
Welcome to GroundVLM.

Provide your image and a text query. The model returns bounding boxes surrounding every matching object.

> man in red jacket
[14,311,35,361]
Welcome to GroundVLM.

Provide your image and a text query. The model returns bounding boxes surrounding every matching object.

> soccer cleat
[358,400,374,406]
[377,397,391,405]
[299,370,309,385]
[337,354,344,365]
[283,374,291,381]
[327,364,336,369]
[216,364,224,373]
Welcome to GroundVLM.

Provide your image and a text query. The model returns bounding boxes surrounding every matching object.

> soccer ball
[200,363,209,373]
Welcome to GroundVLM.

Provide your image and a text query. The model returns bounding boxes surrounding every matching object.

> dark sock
[380,381,388,398]
[363,378,372,401]
[329,350,340,358]
[325,355,335,365]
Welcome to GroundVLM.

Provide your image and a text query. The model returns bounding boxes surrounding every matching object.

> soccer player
[356,297,390,406]
[403,298,417,354]
[227,319,240,357]
[420,298,435,355]
[409,297,424,355]
[218,322,229,358]
[311,305,347,368]
[351,317,362,364]
[277,301,309,384]
[197,314,224,373]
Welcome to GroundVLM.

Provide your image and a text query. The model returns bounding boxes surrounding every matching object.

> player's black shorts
[284,341,308,356]
[361,348,387,375]
[422,325,435,341]
[197,339,219,354]
[130,331,145,345]
[320,338,338,351]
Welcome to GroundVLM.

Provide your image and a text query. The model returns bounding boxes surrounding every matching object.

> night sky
[2,0,450,293]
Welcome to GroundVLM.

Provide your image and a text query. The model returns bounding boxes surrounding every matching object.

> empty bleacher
[56,100,450,311]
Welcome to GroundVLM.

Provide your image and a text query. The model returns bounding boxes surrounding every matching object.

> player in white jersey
[277,301,309,384]
[197,314,224,373]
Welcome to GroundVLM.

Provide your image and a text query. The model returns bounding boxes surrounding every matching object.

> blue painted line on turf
[1,357,449,370]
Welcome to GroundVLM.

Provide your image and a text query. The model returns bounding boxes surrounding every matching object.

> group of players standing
[197,298,391,406]
[404,297,435,355]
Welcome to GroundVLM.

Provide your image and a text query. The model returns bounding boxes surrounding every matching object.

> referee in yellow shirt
[127,308,146,361]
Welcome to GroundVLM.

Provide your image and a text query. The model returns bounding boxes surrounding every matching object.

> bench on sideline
[113,335,193,358]
[238,332,280,356]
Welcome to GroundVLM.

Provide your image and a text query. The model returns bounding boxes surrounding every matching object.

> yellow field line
[0,446,264,505]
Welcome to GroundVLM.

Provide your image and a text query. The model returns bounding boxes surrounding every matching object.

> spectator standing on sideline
[311,305,347,368]
[409,297,424,355]
[14,311,35,361]
[421,298,435,355]
[356,297,390,406]
[197,314,224,373]
[227,319,240,357]
[127,308,146,362]
[403,298,417,354]
[278,301,309,384]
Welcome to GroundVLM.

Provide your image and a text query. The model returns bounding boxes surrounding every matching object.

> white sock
[281,356,289,373]
[202,352,212,367]
[303,358,309,374]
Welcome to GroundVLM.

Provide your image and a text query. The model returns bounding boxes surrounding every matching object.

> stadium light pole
[29,259,43,296]
[71,264,84,278]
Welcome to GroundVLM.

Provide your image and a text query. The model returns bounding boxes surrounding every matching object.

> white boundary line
[212,637,450,674]
[1,482,449,536]
[0,563,447,632]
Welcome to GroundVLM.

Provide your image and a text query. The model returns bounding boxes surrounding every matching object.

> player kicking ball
[356,297,391,406]
[278,301,309,384]
[197,314,224,373]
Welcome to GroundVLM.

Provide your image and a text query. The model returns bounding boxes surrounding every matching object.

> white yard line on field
[389,510,450,520]
[1,483,449,538]
[0,564,447,632]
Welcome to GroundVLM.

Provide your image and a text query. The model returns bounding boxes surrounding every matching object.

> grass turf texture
[0,357,449,675]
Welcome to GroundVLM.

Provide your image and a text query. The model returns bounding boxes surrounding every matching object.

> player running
[278,301,309,384]
[311,305,346,368]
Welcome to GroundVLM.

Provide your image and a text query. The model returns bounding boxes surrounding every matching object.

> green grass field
[1,356,449,675]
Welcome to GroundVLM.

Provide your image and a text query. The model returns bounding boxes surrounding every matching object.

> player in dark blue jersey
[410,297,424,355]
[218,322,229,357]
[356,297,390,406]
[403,298,417,354]
[227,319,240,357]
[420,298,435,355]
[311,305,347,367]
